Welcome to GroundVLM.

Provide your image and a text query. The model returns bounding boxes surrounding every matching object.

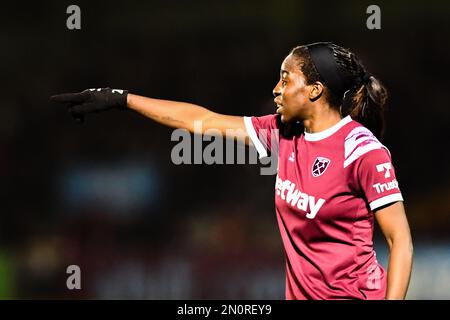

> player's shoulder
[248,113,279,127]
[342,120,390,168]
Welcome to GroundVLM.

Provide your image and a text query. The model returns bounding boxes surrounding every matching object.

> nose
[273,82,281,98]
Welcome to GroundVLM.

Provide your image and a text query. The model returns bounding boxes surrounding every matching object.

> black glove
[50,87,128,123]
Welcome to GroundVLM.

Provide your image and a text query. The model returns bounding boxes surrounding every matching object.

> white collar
[304,115,352,141]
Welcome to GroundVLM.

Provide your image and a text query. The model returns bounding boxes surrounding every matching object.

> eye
[281,80,287,87]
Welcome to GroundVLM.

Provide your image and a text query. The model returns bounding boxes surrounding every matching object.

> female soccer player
[51,42,413,300]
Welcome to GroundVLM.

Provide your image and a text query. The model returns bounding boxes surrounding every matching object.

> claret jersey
[243,115,404,300]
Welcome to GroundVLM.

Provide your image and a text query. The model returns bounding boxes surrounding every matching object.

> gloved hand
[50,87,128,123]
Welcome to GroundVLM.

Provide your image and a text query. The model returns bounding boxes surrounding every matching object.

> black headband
[306,42,353,98]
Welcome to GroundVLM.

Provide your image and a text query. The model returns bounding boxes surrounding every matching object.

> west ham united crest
[312,157,331,177]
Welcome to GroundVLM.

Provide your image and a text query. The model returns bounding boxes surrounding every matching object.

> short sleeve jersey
[244,115,404,300]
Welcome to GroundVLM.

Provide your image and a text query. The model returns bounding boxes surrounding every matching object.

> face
[273,54,319,123]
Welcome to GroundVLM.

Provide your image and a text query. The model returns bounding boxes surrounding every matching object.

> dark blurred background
[0,0,449,299]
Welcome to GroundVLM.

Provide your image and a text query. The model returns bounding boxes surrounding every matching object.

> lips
[275,104,283,114]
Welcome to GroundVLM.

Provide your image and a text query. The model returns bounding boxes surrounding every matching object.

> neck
[303,107,342,133]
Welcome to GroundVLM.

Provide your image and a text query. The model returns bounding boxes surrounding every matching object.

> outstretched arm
[375,201,413,300]
[51,88,250,145]
[127,93,248,143]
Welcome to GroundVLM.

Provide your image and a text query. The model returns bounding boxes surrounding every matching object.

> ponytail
[344,75,389,140]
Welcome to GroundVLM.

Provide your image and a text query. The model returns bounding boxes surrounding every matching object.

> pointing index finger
[50,91,89,103]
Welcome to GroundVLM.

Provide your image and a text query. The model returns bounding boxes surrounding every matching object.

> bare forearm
[126,93,214,132]
[385,239,413,299]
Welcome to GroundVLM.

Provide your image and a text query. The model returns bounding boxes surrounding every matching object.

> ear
[309,81,324,101]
